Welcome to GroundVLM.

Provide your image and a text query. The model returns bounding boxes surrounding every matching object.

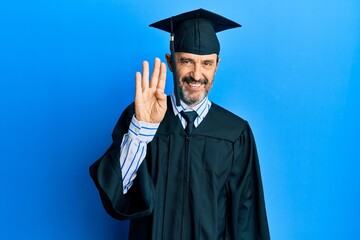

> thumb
[155,90,167,101]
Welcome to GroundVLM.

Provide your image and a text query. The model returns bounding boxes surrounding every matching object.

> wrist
[128,115,160,142]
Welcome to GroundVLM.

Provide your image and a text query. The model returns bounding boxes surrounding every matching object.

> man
[90,8,270,240]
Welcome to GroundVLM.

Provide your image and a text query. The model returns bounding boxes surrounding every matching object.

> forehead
[175,52,218,61]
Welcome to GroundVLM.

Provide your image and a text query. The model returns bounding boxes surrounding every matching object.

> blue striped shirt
[119,91,212,193]
[170,90,212,129]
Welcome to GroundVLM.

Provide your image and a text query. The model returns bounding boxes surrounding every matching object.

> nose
[191,64,202,81]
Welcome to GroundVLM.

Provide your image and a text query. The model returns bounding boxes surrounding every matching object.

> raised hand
[135,58,167,123]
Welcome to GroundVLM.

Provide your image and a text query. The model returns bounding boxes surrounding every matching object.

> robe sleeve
[89,103,155,220]
[226,122,270,239]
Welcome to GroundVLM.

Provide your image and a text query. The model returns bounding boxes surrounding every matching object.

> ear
[165,53,173,72]
[215,57,221,73]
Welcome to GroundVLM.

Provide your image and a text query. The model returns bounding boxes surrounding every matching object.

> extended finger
[157,62,166,92]
[150,58,160,89]
[135,71,142,97]
[142,61,149,90]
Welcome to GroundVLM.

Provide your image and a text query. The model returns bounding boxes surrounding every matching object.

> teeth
[190,82,201,87]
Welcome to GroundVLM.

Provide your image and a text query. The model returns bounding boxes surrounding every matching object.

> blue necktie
[181,111,198,135]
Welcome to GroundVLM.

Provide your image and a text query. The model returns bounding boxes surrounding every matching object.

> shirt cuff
[128,115,159,142]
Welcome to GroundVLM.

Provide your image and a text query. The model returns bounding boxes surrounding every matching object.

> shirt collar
[170,90,211,120]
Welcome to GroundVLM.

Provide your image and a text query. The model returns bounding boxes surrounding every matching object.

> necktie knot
[181,111,198,135]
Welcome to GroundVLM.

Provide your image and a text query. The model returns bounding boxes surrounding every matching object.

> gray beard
[178,85,210,106]
[178,76,212,106]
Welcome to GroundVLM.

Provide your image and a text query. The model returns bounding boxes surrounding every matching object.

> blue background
[1,0,359,239]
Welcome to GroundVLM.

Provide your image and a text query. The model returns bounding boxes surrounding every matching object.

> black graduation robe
[90,97,270,240]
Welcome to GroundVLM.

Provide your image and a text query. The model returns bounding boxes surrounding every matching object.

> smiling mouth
[188,82,202,88]
[182,77,208,89]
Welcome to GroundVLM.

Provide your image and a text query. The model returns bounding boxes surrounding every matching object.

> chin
[181,93,206,106]
[179,85,210,106]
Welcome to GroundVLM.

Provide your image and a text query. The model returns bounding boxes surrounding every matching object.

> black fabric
[150,8,241,55]
[150,8,241,34]
[90,97,270,240]
[173,18,220,55]
[181,111,198,135]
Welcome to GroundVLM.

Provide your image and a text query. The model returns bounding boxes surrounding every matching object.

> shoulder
[197,102,250,142]
[210,102,246,125]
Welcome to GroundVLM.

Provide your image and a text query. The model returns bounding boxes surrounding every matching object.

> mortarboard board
[150,8,241,105]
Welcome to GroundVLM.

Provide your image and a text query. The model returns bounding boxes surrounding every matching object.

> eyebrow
[179,57,194,62]
[179,57,215,63]
[203,59,215,63]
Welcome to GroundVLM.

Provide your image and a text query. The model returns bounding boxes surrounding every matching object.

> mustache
[182,76,209,85]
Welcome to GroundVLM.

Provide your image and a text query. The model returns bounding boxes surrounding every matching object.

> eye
[203,61,214,68]
[180,58,193,67]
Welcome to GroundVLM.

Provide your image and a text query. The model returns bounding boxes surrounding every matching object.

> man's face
[166,52,219,107]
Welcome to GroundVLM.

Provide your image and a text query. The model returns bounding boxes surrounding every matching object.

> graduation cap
[150,8,241,106]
